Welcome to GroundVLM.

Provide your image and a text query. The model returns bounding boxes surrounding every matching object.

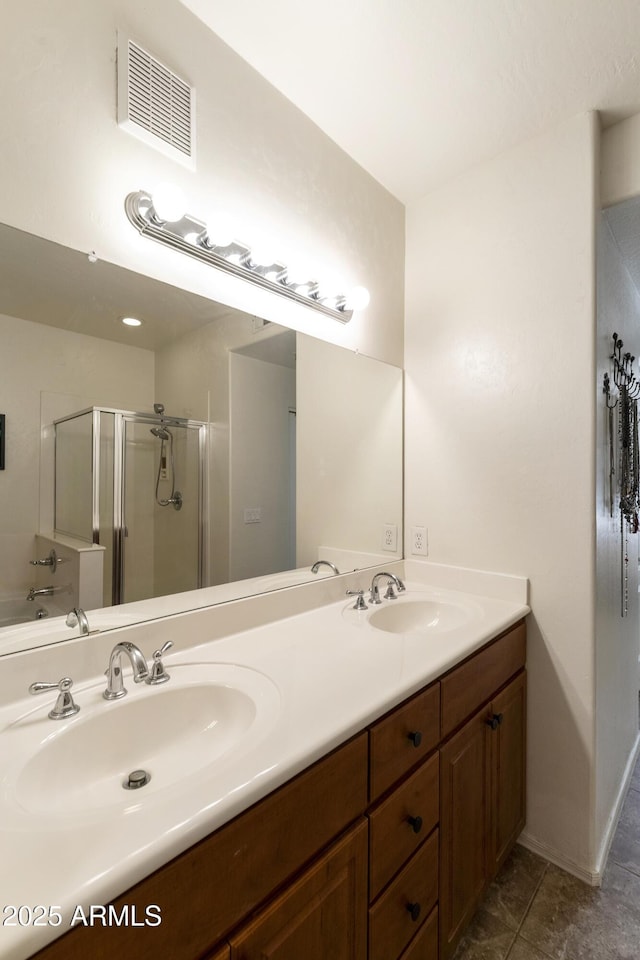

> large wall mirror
[0,222,403,657]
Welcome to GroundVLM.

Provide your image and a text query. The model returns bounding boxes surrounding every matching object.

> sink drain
[123,769,151,790]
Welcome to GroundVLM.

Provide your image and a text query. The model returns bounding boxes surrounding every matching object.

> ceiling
[0,222,248,351]
[179,0,640,203]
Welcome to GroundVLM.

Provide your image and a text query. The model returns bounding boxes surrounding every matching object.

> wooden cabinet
[439,707,492,958]
[208,948,231,960]
[439,667,526,960]
[368,683,440,960]
[369,682,440,801]
[369,830,439,960]
[440,621,526,739]
[229,819,368,960]
[398,906,438,960]
[369,751,439,900]
[490,670,526,875]
[31,619,526,960]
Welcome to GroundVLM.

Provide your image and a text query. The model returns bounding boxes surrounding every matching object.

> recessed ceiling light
[121,316,142,327]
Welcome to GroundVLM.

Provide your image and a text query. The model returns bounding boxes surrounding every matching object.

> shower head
[150,426,171,440]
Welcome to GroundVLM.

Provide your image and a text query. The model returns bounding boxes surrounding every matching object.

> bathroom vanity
[0,563,528,960]
[22,615,526,960]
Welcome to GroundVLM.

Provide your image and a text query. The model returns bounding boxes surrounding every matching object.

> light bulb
[249,247,276,268]
[345,286,370,311]
[151,183,187,222]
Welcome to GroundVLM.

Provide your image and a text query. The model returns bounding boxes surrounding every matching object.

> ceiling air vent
[117,36,195,168]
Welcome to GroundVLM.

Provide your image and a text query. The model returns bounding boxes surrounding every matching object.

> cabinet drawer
[398,905,438,960]
[369,829,439,960]
[440,620,526,738]
[369,683,440,800]
[369,752,439,899]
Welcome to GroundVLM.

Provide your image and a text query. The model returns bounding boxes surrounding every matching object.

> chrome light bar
[124,191,364,323]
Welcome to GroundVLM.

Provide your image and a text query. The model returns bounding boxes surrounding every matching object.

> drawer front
[369,829,439,960]
[399,905,438,960]
[369,682,440,801]
[440,620,526,739]
[369,752,439,899]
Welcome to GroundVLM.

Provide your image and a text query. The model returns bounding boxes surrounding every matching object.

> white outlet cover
[411,525,428,556]
[383,524,397,552]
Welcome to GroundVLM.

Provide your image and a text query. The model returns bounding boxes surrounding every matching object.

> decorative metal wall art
[603,333,640,616]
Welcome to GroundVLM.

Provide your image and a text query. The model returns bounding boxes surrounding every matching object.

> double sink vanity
[0,560,529,960]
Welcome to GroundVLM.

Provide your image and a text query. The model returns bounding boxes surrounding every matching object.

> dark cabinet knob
[486,713,504,730]
[407,730,422,748]
[407,902,421,922]
[407,815,423,834]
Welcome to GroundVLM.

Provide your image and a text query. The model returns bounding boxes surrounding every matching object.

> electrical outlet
[411,525,428,556]
[244,507,262,524]
[382,523,397,552]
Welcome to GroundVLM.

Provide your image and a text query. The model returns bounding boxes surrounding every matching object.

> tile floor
[452,760,640,960]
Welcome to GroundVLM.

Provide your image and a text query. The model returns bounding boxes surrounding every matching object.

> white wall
[296,336,403,567]
[229,353,296,580]
[405,113,601,877]
[1,0,404,365]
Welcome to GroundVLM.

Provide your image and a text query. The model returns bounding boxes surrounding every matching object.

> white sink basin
[2,663,280,819]
[367,597,479,635]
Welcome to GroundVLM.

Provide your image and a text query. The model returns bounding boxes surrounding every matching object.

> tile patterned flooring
[452,760,640,960]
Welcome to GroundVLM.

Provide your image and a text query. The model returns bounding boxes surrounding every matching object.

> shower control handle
[29,549,64,572]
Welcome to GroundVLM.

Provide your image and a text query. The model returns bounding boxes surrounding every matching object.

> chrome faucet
[103,641,149,700]
[66,607,90,635]
[26,585,55,601]
[369,571,406,604]
[311,560,341,575]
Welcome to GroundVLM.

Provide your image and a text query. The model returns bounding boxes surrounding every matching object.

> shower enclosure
[53,406,207,606]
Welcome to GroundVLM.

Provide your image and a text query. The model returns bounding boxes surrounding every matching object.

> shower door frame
[53,406,208,606]
[115,412,208,605]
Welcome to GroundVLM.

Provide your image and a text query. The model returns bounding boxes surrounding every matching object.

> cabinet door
[439,710,491,960]
[229,819,368,960]
[489,671,526,876]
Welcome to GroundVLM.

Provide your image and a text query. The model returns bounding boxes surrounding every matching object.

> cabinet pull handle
[486,713,504,730]
[407,902,421,922]
[407,815,423,834]
[407,730,422,747]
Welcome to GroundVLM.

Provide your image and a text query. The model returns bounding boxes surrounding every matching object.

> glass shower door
[120,418,203,604]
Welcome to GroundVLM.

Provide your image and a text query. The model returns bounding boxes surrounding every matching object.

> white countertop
[0,563,529,959]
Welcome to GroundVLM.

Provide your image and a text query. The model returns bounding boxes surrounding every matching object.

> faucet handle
[346,589,368,611]
[29,677,80,720]
[146,640,173,685]
[65,607,91,635]
[29,549,66,572]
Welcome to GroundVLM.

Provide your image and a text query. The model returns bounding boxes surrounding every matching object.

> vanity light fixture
[124,189,369,323]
